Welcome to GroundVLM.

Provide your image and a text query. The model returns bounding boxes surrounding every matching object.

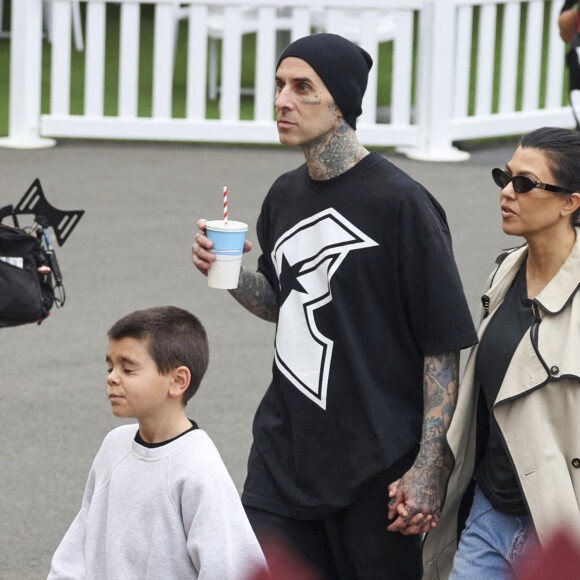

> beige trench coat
[422,229,580,580]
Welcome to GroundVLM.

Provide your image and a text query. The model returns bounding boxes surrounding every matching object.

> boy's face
[106,337,172,420]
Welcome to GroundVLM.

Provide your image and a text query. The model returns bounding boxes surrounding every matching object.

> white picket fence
[0,0,575,160]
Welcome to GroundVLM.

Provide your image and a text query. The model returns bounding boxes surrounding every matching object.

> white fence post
[0,0,55,148]
[404,0,469,162]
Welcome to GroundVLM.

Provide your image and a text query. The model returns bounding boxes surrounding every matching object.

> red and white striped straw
[223,186,228,224]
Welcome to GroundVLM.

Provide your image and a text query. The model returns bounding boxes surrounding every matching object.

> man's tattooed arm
[387,350,460,534]
[228,266,279,323]
[419,350,459,464]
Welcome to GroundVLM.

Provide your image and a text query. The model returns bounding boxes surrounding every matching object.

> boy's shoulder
[95,424,138,461]
[102,423,139,446]
[86,424,137,482]
[169,429,235,482]
[169,428,221,466]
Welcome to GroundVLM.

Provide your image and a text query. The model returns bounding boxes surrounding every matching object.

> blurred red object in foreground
[518,528,580,580]
[248,537,321,580]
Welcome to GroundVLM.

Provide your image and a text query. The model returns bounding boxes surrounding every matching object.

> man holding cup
[192,33,477,578]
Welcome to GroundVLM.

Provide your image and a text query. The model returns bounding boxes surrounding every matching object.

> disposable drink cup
[205,220,248,289]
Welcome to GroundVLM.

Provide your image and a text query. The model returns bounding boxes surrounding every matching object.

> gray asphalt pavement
[0,137,518,579]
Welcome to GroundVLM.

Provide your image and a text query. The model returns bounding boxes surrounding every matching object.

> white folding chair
[0,0,85,49]
[310,8,397,44]
[43,0,85,51]
[174,4,261,100]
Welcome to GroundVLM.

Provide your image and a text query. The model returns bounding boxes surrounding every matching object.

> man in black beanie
[193,33,476,579]
[276,32,372,131]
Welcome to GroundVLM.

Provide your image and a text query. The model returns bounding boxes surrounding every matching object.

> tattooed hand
[387,350,460,535]
[387,457,442,535]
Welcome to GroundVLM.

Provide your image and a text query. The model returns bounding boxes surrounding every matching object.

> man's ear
[170,366,191,398]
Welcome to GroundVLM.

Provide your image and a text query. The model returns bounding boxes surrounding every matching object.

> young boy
[48,306,268,580]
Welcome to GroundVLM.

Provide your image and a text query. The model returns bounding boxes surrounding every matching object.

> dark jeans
[245,455,422,580]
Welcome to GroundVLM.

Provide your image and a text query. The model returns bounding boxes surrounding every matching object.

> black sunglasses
[492,167,575,194]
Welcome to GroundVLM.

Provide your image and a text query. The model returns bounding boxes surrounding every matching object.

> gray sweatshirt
[48,425,267,579]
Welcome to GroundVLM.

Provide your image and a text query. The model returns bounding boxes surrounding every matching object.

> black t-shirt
[241,152,477,518]
[474,260,535,515]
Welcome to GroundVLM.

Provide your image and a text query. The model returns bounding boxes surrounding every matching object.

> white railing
[0,0,575,161]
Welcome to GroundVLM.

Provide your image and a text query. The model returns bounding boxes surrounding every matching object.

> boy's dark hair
[107,306,209,405]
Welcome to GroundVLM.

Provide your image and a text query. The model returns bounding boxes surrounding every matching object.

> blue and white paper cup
[205,220,248,289]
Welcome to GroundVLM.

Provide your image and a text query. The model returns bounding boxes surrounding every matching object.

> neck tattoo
[305,122,368,180]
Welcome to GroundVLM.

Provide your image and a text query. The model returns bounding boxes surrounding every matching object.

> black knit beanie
[276,33,373,130]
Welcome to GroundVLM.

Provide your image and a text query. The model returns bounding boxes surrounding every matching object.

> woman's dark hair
[520,126,580,226]
[107,306,209,405]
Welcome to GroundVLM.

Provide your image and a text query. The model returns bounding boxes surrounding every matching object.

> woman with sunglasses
[422,126,580,579]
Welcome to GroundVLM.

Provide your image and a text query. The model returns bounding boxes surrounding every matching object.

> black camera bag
[0,223,54,327]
